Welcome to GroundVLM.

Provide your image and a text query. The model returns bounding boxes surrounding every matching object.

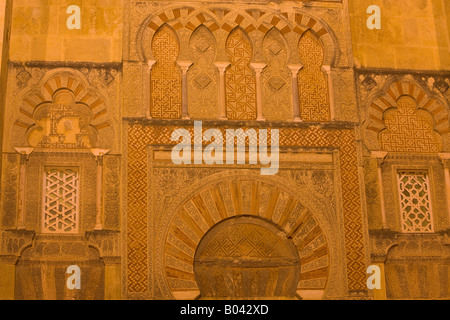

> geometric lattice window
[397,170,433,233]
[42,167,80,233]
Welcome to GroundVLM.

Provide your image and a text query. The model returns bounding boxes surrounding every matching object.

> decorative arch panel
[151,25,182,119]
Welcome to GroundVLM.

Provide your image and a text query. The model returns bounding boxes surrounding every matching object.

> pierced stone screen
[397,170,433,233]
[42,167,80,233]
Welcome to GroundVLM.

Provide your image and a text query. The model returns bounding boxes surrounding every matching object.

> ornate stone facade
[0,0,449,300]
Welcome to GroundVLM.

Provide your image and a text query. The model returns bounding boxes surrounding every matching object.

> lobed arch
[187,24,219,119]
[11,68,114,149]
[138,6,339,67]
[363,79,450,152]
[150,23,182,120]
[141,8,223,62]
[261,26,293,121]
[297,29,331,122]
[279,11,337,67]
[225,26,257,120]
[154,171,344,300]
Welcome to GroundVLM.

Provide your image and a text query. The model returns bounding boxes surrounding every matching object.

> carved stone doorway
[15,242,105,300]
[193,216,300,300]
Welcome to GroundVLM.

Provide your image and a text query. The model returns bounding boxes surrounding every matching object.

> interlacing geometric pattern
[225,28,257,120]
[298,31,330,122]
[127,126,152,293]
[397,170,434,233]
[42,168,79,233]
[151,25,182,119]
[380,96,442,153]
[201,223,286,258]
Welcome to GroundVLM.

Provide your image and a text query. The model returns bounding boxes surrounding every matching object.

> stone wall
[0,0,449,301]
[0,0,6,71]
[8,0,122,63]
[349,0,450,70]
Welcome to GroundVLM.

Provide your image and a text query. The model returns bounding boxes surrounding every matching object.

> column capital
[371,150,388,166]
[176,60,193,74]
[91,148,110,157]
[14,147,34,163]
[287,64,303,77]
[91,149,111,163]
[321,64,332,74]
[438,153,450,168]
[250,62,267,76]
[214,61,231,75]
[147,59,156,70]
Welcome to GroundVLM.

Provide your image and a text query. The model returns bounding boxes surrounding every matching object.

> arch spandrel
[155,172,342,300]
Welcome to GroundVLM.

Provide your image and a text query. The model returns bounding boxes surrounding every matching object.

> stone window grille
[42,167,80,233]
[397,170,434,233]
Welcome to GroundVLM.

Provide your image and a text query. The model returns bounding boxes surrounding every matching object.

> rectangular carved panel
[1,154,20,228]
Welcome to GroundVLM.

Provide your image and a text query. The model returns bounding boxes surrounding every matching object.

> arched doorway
[161,176,331,299]
[15,244,105,300]
[194,216,300,299]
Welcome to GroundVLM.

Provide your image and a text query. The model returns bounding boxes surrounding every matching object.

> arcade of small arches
[138,7,337,123]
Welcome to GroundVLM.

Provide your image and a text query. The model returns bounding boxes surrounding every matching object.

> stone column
[438,153,450,226]
[145,60,156,119]
[371,151,389,229]
[177,61,193,120]
[373,262,387,300]
[287,64,303,122]
[103,256,121,300]
[0,256,16,300]
[250,62,267,121]
[91,149,110,231]
[214,62,230,120]
[14,147,33,230]
[321,65,335,121]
